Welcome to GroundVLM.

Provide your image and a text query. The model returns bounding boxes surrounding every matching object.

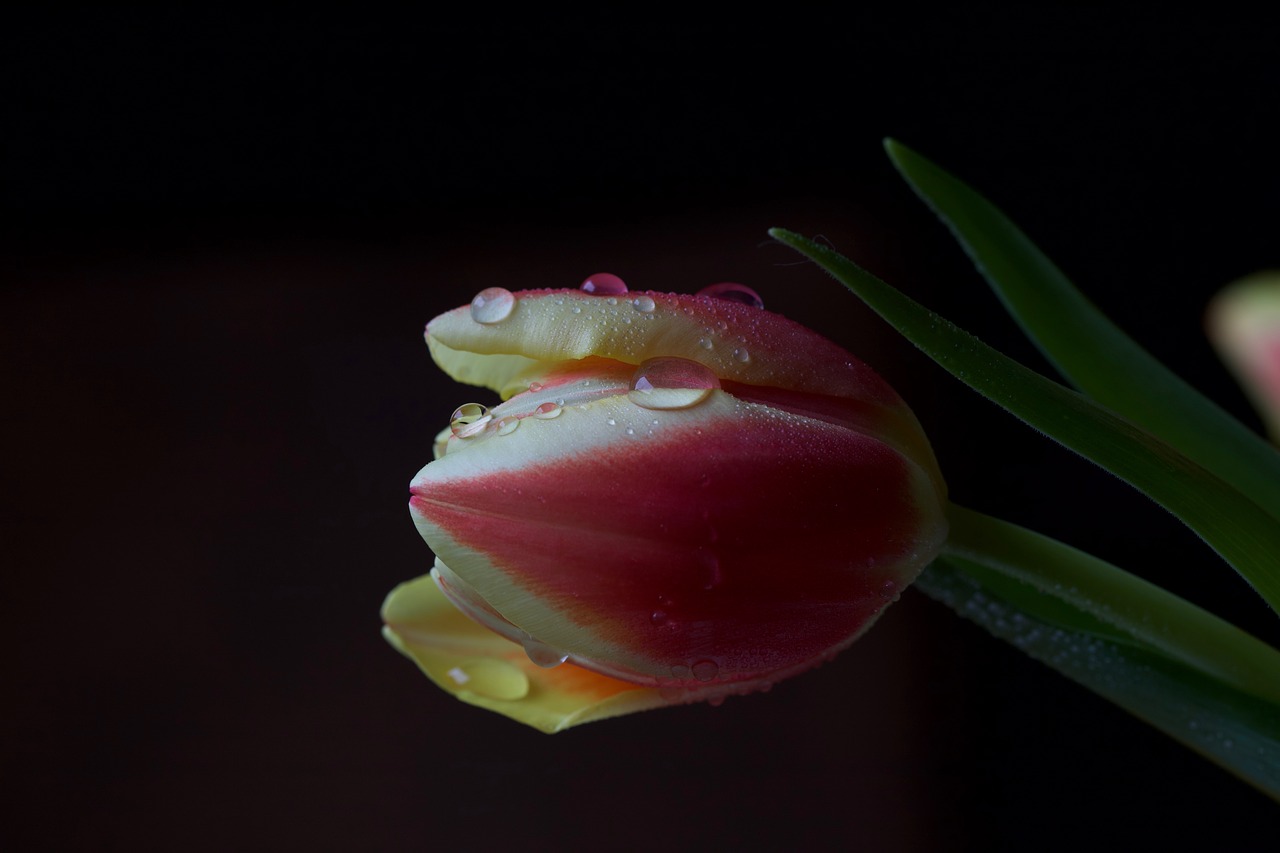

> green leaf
[919,552,1280,801]
[942,505,1280,706]
[768,227,1280,616]
[884,139,1280,523]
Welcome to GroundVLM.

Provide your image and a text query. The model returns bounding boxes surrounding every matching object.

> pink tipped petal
[427,289,904,403]
[1208,272,1280,439]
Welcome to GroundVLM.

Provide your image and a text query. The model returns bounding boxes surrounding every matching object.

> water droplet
[627,357,721,410]
[731,347,751,363]
[625,426,636,436]
[606,418,617,426]
[469,287,515,324]
[532,402,562,419]
[528,381,544,392]
[670,664,693,680]
[707,695,726,707]
[697,282,764,309]
[580,272,628,296]
[692,660,720,682]
[571,305,582,314]
[522,635,569,668]
[450,403,492,437]
[650,610,668,626]
[697,337,714,350]
[446,659,529,700]
[878,579,898,600]
[631,295,656,313]
[495,416,520,436]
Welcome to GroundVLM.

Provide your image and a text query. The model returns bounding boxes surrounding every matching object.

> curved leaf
[884,139,1280,522]
[768,227,1280,616]
[920,556,1280,801]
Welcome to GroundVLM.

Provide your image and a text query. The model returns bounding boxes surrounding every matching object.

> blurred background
[4,10,1278,850]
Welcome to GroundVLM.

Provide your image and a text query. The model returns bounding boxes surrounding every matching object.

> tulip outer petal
[382,574,703,733]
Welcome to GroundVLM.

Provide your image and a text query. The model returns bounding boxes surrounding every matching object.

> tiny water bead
[697,282,764,309]
[450,403,492,437]
[532,401,562,419]
[470,287,516,324]
[691,660,720,682]
[444,659,529,701]
[521,635,569,668]
[731,347,751,363]
[495,416,520,436]
[579,272,628,296]
[631,294,656,313]
[627,357,721,411]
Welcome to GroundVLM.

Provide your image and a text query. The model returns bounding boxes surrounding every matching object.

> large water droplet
[697,337,714,350]
[627,357,720,411]
[450,403,492,437]
[532,402,562,419]
[470,287,515,324]
[580,272,628,296]
[697,282,764,308]
[691,660,720,682]
[631,295,656,313]
[522,635,569,668]
[731,347,751,363]
[495,416,520,436]
[445,659,529,700]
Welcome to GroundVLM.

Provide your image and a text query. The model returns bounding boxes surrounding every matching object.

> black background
[4,10,1278,851]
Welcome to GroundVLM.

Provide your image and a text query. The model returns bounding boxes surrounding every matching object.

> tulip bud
[387,279,948,728]
[1208,272,1280,440]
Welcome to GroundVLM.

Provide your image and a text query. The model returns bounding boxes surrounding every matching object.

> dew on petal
[450,403,492,437]
[670,664,693,680]
[469,287,516,324]
[697,337,714,350]
[522,634,569,668]
[627,356,721,411]
[631,295,656,313]
[580,272,628,296]
[532,401,562,419]
[707,695,726,707]
[528,381,544,392]
[448,659,529,700]
[495,416,520,436]
[692,660,720,682]
[650,610,668,626]
[731,347,751,363]
[697,282,764,308]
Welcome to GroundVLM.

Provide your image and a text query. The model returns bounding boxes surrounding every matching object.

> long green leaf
[769,227,1280,615]
[919,556,1280,801]
[942,505,1280,705]
[884,139,1280,522]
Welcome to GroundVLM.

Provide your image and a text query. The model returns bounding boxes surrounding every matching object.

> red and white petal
[409,389,948,687]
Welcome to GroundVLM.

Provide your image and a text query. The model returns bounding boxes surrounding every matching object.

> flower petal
[410,388,948,686]
[427,289,903,403]
[1208,272,1280,440]
[382,574,679,732]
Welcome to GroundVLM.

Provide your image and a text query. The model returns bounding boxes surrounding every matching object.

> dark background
[4,10,1278,851]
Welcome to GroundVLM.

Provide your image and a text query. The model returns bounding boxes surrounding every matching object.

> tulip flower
[1207,272,1280,441]
[383,277,949,731]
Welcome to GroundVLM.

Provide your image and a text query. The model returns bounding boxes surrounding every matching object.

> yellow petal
[381,574,686,733]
